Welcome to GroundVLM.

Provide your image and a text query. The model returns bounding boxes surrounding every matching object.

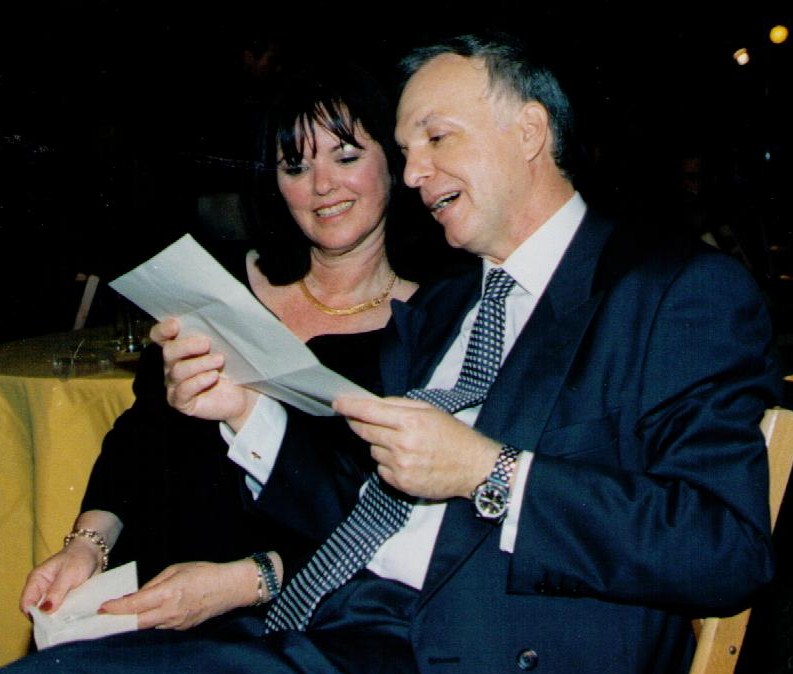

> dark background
[0,0,790,333]
[1,2,793,671]
[1,1,791,342]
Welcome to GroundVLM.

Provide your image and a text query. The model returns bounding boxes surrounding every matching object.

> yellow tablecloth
[0,329,135,665]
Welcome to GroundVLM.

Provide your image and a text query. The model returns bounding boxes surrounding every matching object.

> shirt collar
[483,191,587,297]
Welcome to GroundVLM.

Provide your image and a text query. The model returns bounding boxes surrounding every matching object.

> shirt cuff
[499,450,533,553]
[223,394,287,489]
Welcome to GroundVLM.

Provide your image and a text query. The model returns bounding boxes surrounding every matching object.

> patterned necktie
[264,267,516,632]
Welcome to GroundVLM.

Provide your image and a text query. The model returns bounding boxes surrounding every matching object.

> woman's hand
[150,318,258,430]
[98,559,265,631]
[19,542,103,616]
[20,510,122,616]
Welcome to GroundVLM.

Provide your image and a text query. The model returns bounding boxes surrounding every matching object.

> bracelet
[63,528,109,572]
[250,552,280,606]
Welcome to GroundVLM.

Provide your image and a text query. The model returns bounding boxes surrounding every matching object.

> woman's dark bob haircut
[245,58,402,285]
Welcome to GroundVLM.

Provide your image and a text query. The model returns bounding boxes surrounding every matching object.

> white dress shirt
[224,192,586,590]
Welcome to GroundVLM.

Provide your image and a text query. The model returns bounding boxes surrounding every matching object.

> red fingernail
[97,607,107,614]
[40,601,52,612]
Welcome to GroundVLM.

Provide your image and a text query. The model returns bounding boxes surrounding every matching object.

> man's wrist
[471,445,521,522]
[465,442,503,498]
[226,389,261,432]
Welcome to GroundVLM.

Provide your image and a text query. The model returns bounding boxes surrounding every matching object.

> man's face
[396,54,532,262]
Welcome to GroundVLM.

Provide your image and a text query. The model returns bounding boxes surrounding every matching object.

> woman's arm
[19,509,123,615]
[98,552,284,630]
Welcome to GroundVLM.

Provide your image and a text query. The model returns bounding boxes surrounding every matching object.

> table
[0,327,136,666]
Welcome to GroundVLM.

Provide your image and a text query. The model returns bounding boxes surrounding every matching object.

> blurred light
[769,25,789,44]
[733,47,750,65]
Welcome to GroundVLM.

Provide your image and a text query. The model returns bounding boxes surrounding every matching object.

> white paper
[109,234,376,416]
[29,561,138,649]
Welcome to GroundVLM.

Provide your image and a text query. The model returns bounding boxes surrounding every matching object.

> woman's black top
[81,247,385,584]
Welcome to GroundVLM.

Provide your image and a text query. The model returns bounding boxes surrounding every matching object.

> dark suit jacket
[373,210,782,673]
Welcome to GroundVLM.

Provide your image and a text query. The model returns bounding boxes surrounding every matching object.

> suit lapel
[482,209,616,445]
[383,270,481,395]
[417,211,616,609]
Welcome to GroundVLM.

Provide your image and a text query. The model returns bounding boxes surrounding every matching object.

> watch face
[473,483,509,520]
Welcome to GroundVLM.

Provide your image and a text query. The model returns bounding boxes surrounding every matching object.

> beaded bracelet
[250,552,280,606]
[63,528,109,572]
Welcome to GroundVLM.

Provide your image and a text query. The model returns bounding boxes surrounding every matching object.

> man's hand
[99,560,256,631]
[333,396,501,500]
[150,319,257,430]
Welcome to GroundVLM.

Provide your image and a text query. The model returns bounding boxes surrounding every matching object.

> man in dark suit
[1,31,782,674]
[326,32,783,672]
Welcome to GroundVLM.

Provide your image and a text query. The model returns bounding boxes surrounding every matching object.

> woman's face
[276,120,391,257]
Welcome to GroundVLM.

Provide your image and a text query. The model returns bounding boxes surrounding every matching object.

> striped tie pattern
[264,268,516,632]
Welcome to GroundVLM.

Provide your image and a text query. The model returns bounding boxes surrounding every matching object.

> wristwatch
[250,551,280,606]
[471,445,521,522]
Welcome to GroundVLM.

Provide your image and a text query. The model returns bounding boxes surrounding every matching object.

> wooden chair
[689,407,793,674]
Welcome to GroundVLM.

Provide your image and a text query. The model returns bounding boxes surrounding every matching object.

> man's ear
[517,101,550,163]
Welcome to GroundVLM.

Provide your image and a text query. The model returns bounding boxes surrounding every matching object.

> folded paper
[29,561,138,649]
[109,235,376,416]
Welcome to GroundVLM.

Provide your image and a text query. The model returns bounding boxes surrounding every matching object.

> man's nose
[402,149,431,189]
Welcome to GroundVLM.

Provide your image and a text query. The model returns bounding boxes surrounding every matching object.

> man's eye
[429,134,446,144]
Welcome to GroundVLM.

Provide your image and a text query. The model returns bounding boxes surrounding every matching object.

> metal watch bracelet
[250,551,280,605]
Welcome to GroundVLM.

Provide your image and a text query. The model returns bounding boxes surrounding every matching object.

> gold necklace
[299,271,398,316]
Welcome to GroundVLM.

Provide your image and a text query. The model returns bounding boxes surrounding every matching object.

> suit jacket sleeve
[238,406,375,582]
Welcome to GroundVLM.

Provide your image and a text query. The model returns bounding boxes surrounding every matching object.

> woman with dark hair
[249,58,405,284]
[15,57,421,633]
